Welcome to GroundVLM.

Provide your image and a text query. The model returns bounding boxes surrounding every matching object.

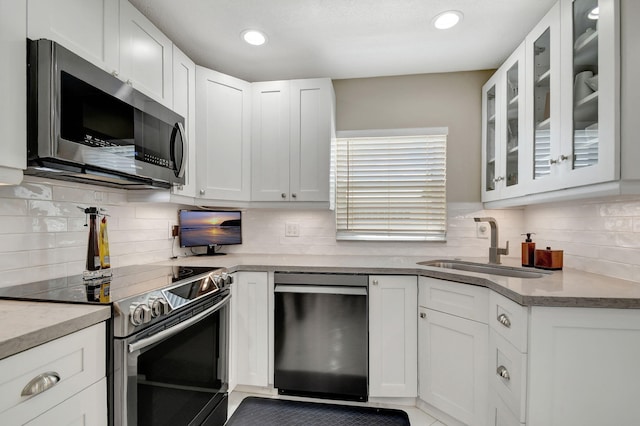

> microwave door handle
[128,294,230,353]
[171,122,187,178]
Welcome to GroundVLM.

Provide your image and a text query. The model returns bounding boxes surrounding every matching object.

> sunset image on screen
[179,211,242,247]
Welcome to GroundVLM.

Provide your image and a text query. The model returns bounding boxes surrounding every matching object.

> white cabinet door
[171,45,197,198]
[369,275,417,398]
[119,0,173,107]
[250,78,334,203]
[27,0,119,74]
[0,0,26,185]
[251,81,291,201]
[482,44,528,202]
[527,306,640,426]
[555,0,619,189]
[195,66,251,201]
[289,78,333,202]
[418,307,488,426]
[231,272,269,388]
[525,1,561,195]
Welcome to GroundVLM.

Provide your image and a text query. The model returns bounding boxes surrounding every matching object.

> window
[332,128,447,241]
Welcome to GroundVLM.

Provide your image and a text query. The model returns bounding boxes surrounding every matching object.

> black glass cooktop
[0,265,220,305]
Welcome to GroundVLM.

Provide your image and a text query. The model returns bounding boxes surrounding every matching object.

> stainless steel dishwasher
[274,272,368,402]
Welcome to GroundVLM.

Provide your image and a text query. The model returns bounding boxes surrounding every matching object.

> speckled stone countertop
[159,254,640,309]
[0,300,110,360]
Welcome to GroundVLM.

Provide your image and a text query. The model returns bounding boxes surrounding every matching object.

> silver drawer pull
[498,313,511,328]
[21,371,60,397]
[497,365,511,381]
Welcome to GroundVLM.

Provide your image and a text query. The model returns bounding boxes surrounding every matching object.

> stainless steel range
[0,264,232,426]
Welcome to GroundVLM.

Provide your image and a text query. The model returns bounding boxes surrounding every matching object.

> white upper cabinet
[289,79,334,202]
[482,43,528,202]
[483,0,621,206]
[27,0,119,74]
[526,2,561,195]
[251,81,291,201]
[0,0,27,185]
[555,0,619,188]
[171,45,197,198]
[195,66,252,201]
[119,0,173,108]
[251,78,334,203]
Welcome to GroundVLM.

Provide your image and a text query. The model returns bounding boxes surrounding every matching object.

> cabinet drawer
[489,291,528,352]
[489,390,525,426]
[419,277,489,323]
[24,377,107,426]
[0,323,105,419]
[489,330,527,423]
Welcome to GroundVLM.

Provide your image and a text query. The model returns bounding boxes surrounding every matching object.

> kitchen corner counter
[159,254,640,309]
[0,300,110,360]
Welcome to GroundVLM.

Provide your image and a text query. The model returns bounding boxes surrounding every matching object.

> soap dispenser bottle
[521,233,536,267]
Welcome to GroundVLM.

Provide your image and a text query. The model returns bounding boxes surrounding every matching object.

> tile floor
[228,391,448,425]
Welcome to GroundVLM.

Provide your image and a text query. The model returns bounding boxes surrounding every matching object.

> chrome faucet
[474,217,509,264]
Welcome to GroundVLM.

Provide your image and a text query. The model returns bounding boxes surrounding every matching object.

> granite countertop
[159,254,640,309]
[0,300,110,360]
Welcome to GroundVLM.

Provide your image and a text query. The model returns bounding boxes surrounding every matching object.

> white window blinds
[333,129,447,241]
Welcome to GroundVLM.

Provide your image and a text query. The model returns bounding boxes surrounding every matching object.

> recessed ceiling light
[587,6,599,20]
[432,10,463,30]
[241,29,267,46]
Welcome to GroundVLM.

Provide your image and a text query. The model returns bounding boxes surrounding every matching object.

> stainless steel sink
[418,259,551,279]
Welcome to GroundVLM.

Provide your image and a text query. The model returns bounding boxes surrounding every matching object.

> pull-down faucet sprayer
[474,217,509,264]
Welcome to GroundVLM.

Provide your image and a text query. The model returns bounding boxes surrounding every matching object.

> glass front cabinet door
[526,2,561,194]
[482,44,526,202]
[557,0,619,188]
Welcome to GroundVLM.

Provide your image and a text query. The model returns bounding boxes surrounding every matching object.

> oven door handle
[128,294,230,353]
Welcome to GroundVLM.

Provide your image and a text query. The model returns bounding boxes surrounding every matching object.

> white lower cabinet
[369,275,417,398]
[230,272,269,388]
[418,277,488,425]
[0,322,106,425]
[527,306,640,426]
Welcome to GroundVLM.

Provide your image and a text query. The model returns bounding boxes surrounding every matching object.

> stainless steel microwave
[26,38,186,189]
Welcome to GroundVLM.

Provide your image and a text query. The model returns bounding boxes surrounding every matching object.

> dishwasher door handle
[275,285,367,296]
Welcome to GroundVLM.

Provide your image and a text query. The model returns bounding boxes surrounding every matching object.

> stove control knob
[212,274,222,287]
[221,272,232,286]
[148,296,170,318]
[130,303,151,326]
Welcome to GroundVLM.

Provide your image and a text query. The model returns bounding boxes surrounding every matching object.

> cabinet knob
[559,154,570,163]
[281,193,287,199]
[497,313,511,328]
[291,193,297,198]
[111,70,119,77]
[419,312,426,319]
[497,365,511,381]
[372,279,378,286]
[126,79,132,86]
[493,176,504,182]
[200,189,206,195]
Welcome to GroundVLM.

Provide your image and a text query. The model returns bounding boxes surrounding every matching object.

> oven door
[120,295,229,426]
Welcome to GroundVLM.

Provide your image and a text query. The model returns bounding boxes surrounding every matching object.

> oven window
[135,309,227,426]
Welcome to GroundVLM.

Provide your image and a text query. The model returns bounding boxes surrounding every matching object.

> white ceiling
[129,0,557,82]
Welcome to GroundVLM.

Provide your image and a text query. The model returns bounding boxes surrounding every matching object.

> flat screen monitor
[178,210,242,255]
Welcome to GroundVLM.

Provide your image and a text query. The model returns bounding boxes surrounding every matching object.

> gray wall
[332,70,495,202]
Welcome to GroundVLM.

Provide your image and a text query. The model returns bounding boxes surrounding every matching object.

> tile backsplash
[524,197,640,282]
[2,177,640,287]
[0,178,182,287]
